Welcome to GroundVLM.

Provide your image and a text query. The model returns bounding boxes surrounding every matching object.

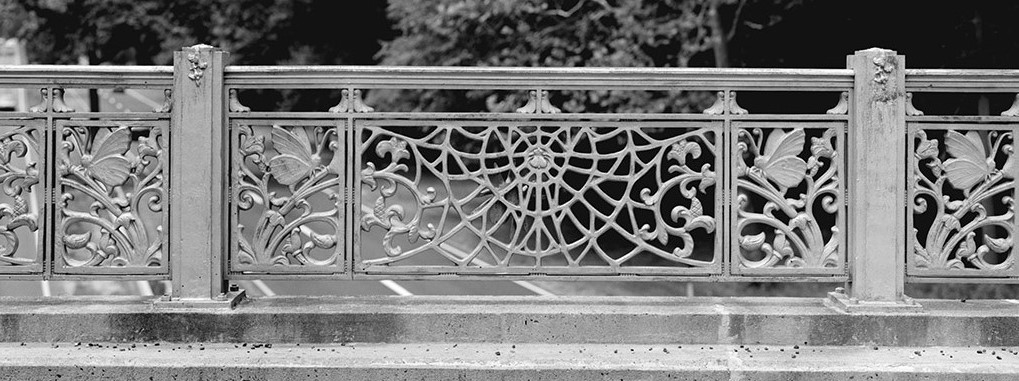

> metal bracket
[329,89,374,113]
[824,288,922,314]
[905,93,923,116]
[228,89,250,112]
[154,290,247,309]
[826,92,849,115]
[515,90,560,114]
[1002,94,1019,117]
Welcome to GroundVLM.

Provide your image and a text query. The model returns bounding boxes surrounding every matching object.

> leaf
[376,137,409,163]
[667,141,701,165]
[0,140,26,165]
[310,232,336,249]
[985,237,1012,254]
[739,232,766,250]
[914,132,939,160]
[327,140,343,175]
[63,231,92,250]
[698,165,715,192]
[810,129,835,158]
[955,231,977,259]
[772,230,794,258]
[637,224,657,242]
[685,216,715,233]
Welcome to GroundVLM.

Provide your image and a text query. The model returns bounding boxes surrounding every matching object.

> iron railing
[0,46,1015,305]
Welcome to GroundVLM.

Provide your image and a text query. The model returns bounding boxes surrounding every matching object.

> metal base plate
[824,290,923,314]
[153,290,246,309]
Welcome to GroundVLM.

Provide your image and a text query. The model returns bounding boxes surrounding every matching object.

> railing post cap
[855,47,898,55]
[183,44,218,51]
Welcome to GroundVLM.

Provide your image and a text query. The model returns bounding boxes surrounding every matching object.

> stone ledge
[1,343,1018,381]
[0,296,1017,346]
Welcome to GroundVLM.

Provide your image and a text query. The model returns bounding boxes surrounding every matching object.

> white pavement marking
[124,89,164,110]
[379,280,414,296]
[511,280,556,296]
[135,281,154,296]
[439,242,556,297]
[1005,299,1019,304]
[299,219,416,297]
[40,280,51,297]
[250,280,277,297]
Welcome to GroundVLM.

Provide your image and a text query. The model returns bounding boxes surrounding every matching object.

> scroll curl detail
[735,127,841,269]
[359,123,719,270]
[911,129,1014,271]
[234,124,340,267]
[58,125,166,267]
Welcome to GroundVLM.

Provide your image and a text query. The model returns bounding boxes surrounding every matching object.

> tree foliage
[371,0,798,113]
[3,0,390,66]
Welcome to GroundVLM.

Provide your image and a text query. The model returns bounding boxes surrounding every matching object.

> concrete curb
[1,296,1017,346]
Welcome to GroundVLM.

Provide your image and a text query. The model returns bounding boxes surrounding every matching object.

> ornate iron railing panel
[907,122,1017,278]
[0,119,44,275]
[229,119,346,274]
[54,120,169,275]
[354,119,722,276]
[730,121,846,275]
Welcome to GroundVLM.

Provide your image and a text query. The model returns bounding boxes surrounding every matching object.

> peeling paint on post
[168,44,230,301]
[838,48,917,310]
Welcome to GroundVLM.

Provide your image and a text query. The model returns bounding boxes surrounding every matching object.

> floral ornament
[59,125,165,268]
[911,129,1014,271]
[360,136,436,256]
[234,124,341,267]
[736,127,841,270]
[0,126,39,266]
[358,123,718,270]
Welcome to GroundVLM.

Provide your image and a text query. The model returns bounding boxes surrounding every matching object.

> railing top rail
[0,65,173,87]
[224,65,854,91]
[4,65,1019,93]
[905,69,1019,92]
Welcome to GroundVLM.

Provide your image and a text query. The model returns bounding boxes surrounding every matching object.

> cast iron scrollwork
[58,124,165,267]
[0,125,40,267]
[359,122,718,270]
[911,129,1014,271]
[735,127,842,269]
[234,124,341,267]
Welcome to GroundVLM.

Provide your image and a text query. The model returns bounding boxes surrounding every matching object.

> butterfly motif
[751,129,807,188]
[268,126,324,185]
[943,130,997,190]
[81,127,132,187]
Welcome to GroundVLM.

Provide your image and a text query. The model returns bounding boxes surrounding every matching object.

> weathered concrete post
[161,44,243,307]
[828,48,920,312]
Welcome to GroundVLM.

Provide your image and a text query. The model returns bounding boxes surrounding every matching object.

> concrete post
[161,44,243,307]
[827,48,919,312]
